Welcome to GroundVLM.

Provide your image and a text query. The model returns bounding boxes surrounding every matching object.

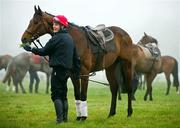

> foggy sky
[0,0,180,68]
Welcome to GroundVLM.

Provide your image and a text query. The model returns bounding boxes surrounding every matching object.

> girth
[82,24,116,71]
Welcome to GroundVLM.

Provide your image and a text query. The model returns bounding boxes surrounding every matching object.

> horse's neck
[43,13,54,35]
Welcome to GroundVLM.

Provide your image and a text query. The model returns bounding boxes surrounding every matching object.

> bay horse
[130,32,178,101]
[139,56,179,95]
[153,55,179,95]
[21,6,134,120]
[2,52,52,93]
[0,54,12,87]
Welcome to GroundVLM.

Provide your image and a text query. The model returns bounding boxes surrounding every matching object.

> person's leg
[51,67,69,123]
[51,68,64,123]
[63,99,68,122]
[53,99,64,123]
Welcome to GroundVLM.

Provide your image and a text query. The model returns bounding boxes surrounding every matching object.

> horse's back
[161,56,177,73]
[109,26,133,45]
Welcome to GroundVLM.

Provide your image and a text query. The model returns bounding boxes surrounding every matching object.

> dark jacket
[31,29,77,69]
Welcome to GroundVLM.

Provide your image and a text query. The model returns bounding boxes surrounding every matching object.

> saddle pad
[32,54,41,64]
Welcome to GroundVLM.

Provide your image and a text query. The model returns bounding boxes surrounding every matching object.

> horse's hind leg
[105,63,119,117]
[12,76,19,93]
[19,81,26,93]
[165,73,171,95]
[118,85,122,100]
[124,61,133,117]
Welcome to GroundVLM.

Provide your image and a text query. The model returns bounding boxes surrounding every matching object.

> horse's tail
[172,58,179,87]
[2,60,15,84]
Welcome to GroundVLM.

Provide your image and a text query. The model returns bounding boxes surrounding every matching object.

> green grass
[0,80,180,128]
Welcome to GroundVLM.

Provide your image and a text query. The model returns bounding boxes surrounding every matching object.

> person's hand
[23,44,32,52]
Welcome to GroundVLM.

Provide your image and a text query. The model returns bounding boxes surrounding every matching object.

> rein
[31,39,49,62]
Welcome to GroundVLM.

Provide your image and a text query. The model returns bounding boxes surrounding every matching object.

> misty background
[0,0,180,81]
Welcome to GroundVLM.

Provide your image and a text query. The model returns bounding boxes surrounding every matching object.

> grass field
[0,80,180,128]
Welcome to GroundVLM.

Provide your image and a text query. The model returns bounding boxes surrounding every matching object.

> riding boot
[53,99,64,124]
[63,99,68,122]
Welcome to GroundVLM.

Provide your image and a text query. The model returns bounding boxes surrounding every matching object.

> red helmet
[53,15,68,27]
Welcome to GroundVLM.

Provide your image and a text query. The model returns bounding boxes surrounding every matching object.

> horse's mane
[45,12,55,17]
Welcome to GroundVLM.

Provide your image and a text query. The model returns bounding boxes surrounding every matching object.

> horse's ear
[34,5,38,13]
[37,5,42,15]
[144,32,147,36]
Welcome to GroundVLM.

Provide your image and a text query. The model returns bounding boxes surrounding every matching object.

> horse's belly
[135,59,153,73]
[135,58,161,73]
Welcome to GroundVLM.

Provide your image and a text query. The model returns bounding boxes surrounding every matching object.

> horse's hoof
[76,117,81,121]
[108,113,115,118]
[81,116,87,121]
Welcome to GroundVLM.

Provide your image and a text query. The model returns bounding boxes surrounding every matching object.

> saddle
[145,43,161,57]
[137,44,161,58]
[83,24,116,71]
[32,54,41,64]
[84,24,114,52]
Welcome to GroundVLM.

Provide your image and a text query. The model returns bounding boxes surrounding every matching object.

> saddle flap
[85,25,114,50]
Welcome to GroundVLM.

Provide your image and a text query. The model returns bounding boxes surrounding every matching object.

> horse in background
[2,52,52,93]
[130,33,179,101]
[21,6,134,119]
[0,54,12,88]
[139,56,179,95]
[123,32,162,101]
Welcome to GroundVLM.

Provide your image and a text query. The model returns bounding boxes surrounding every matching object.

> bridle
[25,15,53,42]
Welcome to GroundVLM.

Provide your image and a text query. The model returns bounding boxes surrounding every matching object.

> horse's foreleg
[70,75,81,120]
[80,75,89,121]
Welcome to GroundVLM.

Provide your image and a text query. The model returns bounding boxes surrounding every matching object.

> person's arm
[31,37,59,56]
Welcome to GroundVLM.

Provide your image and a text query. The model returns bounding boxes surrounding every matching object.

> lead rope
[32,39,49,62]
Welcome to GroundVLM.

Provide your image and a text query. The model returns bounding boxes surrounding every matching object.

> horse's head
[138,32,158,46]
[21,6,54,44]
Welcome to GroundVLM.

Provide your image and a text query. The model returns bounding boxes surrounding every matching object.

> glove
[23,45,32,52]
